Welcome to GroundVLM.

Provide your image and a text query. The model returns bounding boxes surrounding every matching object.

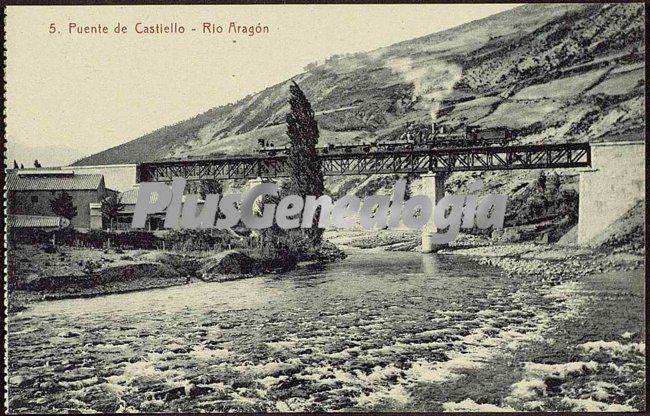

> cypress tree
[286,81,325,245]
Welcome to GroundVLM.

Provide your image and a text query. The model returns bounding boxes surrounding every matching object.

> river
[8,250,645,412]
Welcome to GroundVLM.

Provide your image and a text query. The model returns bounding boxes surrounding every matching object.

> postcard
[3,2,646,413]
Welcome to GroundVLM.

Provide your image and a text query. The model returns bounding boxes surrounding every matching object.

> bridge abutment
[421,173,447,253]
[577,141,645,244]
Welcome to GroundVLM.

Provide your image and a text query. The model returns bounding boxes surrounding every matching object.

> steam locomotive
[257,122,512,156]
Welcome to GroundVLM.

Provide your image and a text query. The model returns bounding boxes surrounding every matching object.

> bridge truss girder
[137,142,591,182]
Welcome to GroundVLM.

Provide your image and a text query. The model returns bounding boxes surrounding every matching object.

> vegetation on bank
[8,82,347,309]
[7,235,346,311]
[458,170,580,243]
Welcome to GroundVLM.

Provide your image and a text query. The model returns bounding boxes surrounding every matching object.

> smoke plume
[387,57,462,121]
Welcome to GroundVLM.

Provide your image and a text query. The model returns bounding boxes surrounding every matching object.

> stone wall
[578,141,645,244]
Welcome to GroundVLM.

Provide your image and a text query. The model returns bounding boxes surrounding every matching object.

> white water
[8,251,645,412]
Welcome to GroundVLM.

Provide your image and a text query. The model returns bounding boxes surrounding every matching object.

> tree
[285,81,325,245]
[545,172,562,215]
[101,194,124,230]
[34,159,42,168]
[13,160,18,169]
[199,179,222,200]
[558,189,579,222]
[19,163,24,169]
[50,191,77,222]
[546,172,561,193]
[303,61,318,72]
[534,171,547,193]
[533,171,549,215]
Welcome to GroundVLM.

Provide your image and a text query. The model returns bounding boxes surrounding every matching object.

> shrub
[119,230,160,249]
[256,235,302,272]
[10,228,162,250]
[40,244,57,254]
[304,240,347,263]
[83,230,111,248]
[162,229,243,251]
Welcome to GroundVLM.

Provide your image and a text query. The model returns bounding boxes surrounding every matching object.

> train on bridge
[258,123,512,156]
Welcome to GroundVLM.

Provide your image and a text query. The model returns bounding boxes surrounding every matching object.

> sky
[5,4,519,166]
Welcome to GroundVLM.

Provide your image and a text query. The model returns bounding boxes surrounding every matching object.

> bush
[10,228,51,245]
[303,240,347,263]
[9,228,161,250]
[504,172,579,228]
[256,236,302,272]
[118,231,160,249]
[83,230,111,248]
[162,229,244,251]
[74,229,160,249]
[135,251,201,276]
[40,243,57,254]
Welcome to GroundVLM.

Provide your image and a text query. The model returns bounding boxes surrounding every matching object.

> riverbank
[442,243,644,283]
[7,246,191,311]
[7,242,345,312]
[324,229,644,284]
[8,228,642,312]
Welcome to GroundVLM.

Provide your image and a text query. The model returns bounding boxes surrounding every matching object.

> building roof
[7,214,69,228]
[6,172,104,191]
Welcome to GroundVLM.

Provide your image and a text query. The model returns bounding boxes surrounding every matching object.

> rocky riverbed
[443,243,644,283]
[326,229,644,284]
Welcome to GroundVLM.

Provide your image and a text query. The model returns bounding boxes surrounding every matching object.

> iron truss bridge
[137,142,591,182]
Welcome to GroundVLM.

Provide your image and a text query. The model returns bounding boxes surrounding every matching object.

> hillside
[74,3,644,166]
[71,3,645,243]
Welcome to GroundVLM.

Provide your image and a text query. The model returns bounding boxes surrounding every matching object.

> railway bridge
[136,142,593,252]
[137,142,592,182]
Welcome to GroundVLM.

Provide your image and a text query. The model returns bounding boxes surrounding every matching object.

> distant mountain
[73,3,644,167]
[7,140,89,168]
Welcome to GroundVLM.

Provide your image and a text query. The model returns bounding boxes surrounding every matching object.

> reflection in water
[421,253,440,275]
[8,251,645,412]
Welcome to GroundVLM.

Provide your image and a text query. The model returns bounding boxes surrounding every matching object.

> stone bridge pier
[577,141,645,244]
[421,173,447,253]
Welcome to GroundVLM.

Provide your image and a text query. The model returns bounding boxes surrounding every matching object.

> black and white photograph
[3,2,646,413]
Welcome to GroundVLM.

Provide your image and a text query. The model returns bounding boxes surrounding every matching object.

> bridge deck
[137,142,591,182]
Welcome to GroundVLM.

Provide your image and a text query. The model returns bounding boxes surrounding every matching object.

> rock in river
[198,250,260,281]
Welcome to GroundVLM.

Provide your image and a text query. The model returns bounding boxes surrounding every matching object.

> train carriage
[257,123,513,156]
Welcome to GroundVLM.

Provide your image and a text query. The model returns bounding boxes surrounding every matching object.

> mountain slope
[74,3,644,166]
